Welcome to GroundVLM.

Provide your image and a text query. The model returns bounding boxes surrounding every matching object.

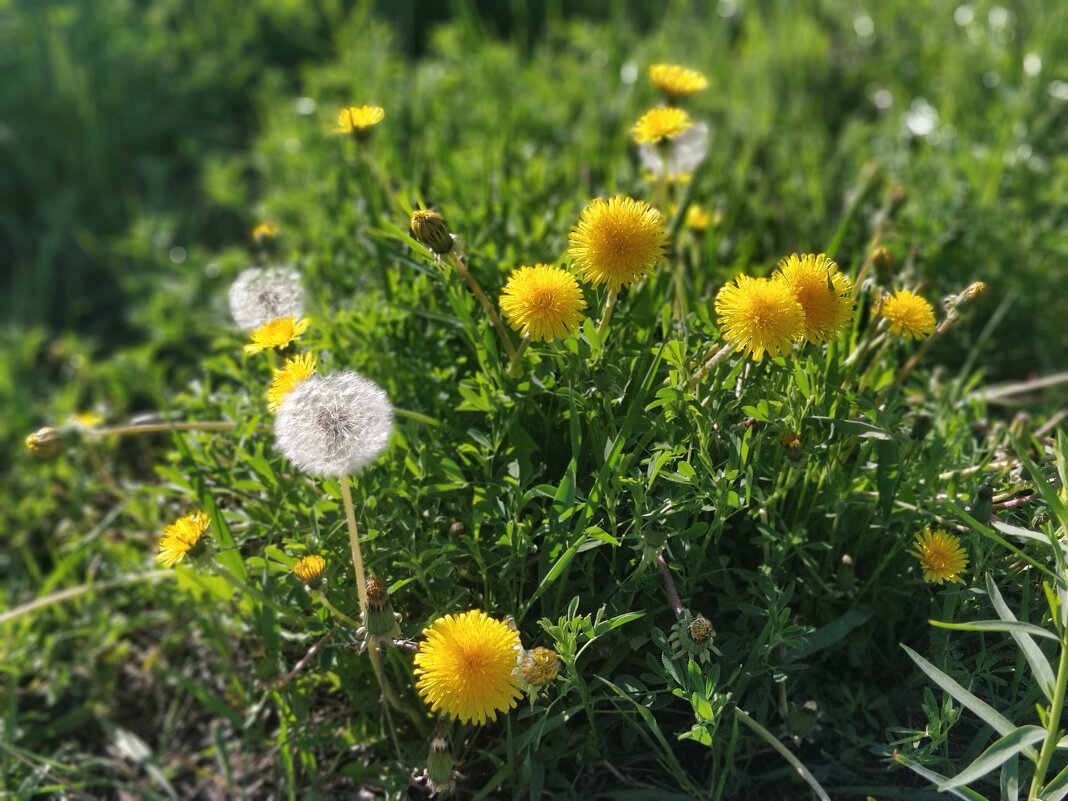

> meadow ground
[3,1,1068,798]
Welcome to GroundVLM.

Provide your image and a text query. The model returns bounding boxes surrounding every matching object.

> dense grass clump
[3,2,1068,799]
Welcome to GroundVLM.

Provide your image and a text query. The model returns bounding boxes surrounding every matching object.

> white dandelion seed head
[639,122,710,179]
[274,371,394,477]
[228,266,306,330]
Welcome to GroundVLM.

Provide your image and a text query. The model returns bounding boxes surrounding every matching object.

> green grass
[3,1,1068,798]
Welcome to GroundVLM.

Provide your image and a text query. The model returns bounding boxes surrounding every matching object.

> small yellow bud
[25,427,61,459]
[293,555,326,584]
[252,222,279,242]
[519,646,562,687]
[410,209,454,255]
[687,615,714,642]
[963,281,986,301]
[871,247,896,284]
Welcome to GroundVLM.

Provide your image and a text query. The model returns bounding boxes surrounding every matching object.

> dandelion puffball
[274,371,394,477]
[228,266,306,331]
[638,122,709,181]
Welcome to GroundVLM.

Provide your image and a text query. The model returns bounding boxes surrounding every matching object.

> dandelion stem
[893,315,955,387]
[507,334,531,378]
[338,476,369,614]
[596,288,619,344]
[311,590,362,630]
[95,421,235,437]
[656,554,684,617]
[445,252,517,360]
[691,343,732,385]
[1029,634,1068,799]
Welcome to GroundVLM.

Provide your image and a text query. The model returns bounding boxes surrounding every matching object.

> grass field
[3,1,1068,798]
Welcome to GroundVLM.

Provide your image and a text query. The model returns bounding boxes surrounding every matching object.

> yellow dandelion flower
[336,105,384,134]
[414,609,522,725]
[293,554,326,583]
[714,275,805,362]
[686,204,711,231]
[911,527,969,585]
[631,107,693,145]
[499,265,587,343]
[879,289,936,339]
[157,512,211,568]
[69,412,104,428]
[267,352,317,412]
[243,316,310,355]
[774,253,855,344]
[568,196,668,292]
[252,222,278,242]
[649,63,709,98]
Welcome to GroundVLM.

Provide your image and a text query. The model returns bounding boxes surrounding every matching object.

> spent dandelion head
[649,63,709,99]
[715,275,805,361]
[879,289,936,339]
[244,316,310,355]
[228,267,305,331]
[267,352,317,413]
[336,105,384,135]
[638,122,709,181]
[499,265,587,342]
[911,527,969,584]
[631,107,693,145]
[414,609,522,725]
[274,371,394,478]
[774,253,855,343]
[568,196,667,292]
[157,512,211,568]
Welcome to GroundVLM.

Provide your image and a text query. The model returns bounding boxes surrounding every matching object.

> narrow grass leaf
[893,752,990,801]
[985,574,1056,702]
[928,619,1060,642]
[938,725,1045,789]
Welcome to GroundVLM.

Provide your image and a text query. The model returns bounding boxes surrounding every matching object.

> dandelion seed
[499,265,587,342]
[774,253,855,344]
[293,554,327,583]
[911,527,968,584]
[273,371,394,478]
[568,196,668,292]
[715,275,805,361]
[879,289,936,339]
[336,105,384,134]
[157,512,211,568]
[244,316,310,355]
[267,353,317,413]
[228,266,305,331]
[638,122,709,181]
[414,609,522,724]
[649,63,709,98]
[631,107,693,145]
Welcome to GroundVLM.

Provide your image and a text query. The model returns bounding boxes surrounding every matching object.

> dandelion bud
[25,427,62,458]
[293,554,327,586]
[669,610,718,664]
[251,222,279,243]
[228,267,305,331]
[964,281,986,300]
[519,647,562,688]
[426,735,455,791]
[364,574,400,637]
[410,209,454,255]
[274,371,394,478]
[871,247,896,285]
[687,615,713,642]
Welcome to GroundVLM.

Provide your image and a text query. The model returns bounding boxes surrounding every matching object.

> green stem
[311,590,361,629]
[445,252,517,360]
[507,334,531,378]
[95,421,234,437]
[595,288,619,345]
[1029,635,1068,799]
[338,476,368,614]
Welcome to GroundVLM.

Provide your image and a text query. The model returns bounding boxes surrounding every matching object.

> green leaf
[893,752,990,801]
[985,574,1056,702]
[939,725,1046,789]
[785,606,873,662]
[928,619,1060,642]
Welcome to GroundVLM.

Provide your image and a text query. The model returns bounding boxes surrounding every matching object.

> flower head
[228,267,305,331]
[251,222,278,242]
[518,647,562,688]
[911,527,969,584]
[244,316,310,355]
[568,196,667,292]
[638,122,709,181]
[499,265,587,342]
[714,275,805,361]
[68,412,104,428]
[410,209,454,255]
[267,353,317,412]
[414,609,522,724]
[157,512,211,568]
[649,63,709,98]
[686,204,711,231]
[774,253,855,343]
[293,554,326,583]
[879,289,936,339]
[25,427,61,459]
[631,107,693,145]
[336,105,384,134]
[274,371,393,477]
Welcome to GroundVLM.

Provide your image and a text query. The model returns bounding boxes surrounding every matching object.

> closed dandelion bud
[364,574,400,637]
[687,615,713,642]
[669,610,718,664]
[228,266,305,331]
[410,209,454,255]
[519,647,562,688]
[293,555,327,587]
[426,735,455,790]
[448,521,465,536]
[964,281,986,300]
[871,247,896,285]
[25,427,62,459]
[909,413,933,441]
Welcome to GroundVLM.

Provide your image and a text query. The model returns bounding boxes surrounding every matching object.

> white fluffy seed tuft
[639,122,709,179]
[228,267,306,330]
[274,371,394,477]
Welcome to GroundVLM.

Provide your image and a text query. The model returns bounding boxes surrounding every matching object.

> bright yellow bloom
[252,222,278,241]
[911,527,968,585]
[631,107,693,145]
[243,316,310,355]
[267,353,317,412]
[715,275,805,361]
[568,196,668,292]
[774,253,855,344]
[879,289,936,339]
[69,412,104,428]
[686,204,711,231]
[293,554,326,583]
[649,63,709,98]
[414,609,522,725]
[336,105,384,133]
[499,265,587,342]
[157,512,211,568]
